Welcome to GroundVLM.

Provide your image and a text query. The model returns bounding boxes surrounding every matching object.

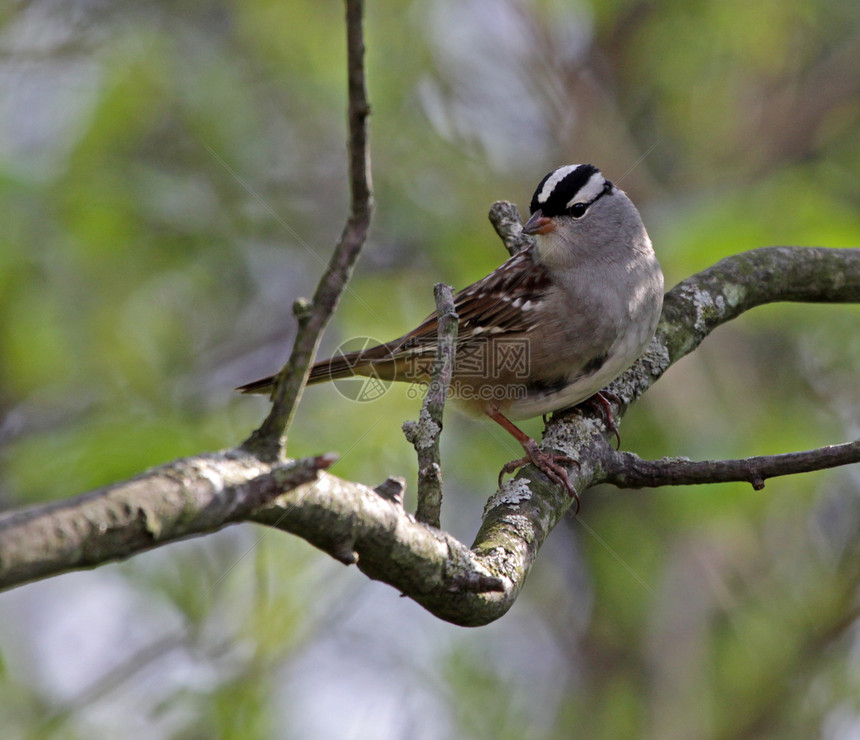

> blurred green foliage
[0,0,859,738]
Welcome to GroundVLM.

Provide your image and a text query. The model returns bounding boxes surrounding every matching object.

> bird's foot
[498,438,581,513]
[583,391,621,449]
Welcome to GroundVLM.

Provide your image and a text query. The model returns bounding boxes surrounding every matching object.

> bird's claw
[585,391,621,449]
[498,443,581,513]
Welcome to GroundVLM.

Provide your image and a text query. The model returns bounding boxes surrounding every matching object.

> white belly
[504,320,654,420]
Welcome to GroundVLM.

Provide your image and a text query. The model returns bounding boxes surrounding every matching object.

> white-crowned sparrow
[239,164,664,499]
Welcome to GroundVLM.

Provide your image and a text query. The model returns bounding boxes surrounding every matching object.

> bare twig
[403,283,458,527]
[243,0,373,461]
[488,200,535,256]
[599,441,860,490]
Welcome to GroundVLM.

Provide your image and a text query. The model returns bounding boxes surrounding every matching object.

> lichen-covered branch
[403,283,458,528]
[655,246,860,370]
[595,246,860,423]
[243,0,373,460]
[0,452,334,590]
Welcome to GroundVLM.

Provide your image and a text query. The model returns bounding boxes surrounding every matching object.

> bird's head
[524,164,646,267]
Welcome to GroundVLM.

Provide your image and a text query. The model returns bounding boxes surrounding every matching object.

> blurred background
[1,0,859,737]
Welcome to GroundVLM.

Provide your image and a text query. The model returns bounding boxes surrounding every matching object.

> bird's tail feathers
[236,344,395,395]
[307,348,381,383]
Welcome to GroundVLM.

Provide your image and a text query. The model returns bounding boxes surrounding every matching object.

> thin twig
[488,200,535,256]
[403,283,458,527]
[242,0,373,461]
[600,440,860,490]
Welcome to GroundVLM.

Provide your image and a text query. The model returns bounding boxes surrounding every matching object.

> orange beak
[522,209,556,235]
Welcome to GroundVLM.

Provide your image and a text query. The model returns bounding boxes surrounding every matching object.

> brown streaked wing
[389,250,552,356]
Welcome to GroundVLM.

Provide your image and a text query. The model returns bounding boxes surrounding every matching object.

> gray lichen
[483,478,533,515]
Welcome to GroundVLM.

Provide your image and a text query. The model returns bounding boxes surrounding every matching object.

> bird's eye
[569,202,588,218]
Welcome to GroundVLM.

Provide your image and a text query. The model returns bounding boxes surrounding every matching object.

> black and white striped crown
[529,164,611,217]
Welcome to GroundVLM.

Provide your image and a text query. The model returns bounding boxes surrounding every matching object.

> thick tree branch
[243,0,373,460]
[403,283,458,528]
[0,452,335,589]
[587,246,860,426]
[250,472,512,626]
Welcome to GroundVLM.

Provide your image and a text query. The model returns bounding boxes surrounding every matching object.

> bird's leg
[581,391,621,449]
[487,408,580,510]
